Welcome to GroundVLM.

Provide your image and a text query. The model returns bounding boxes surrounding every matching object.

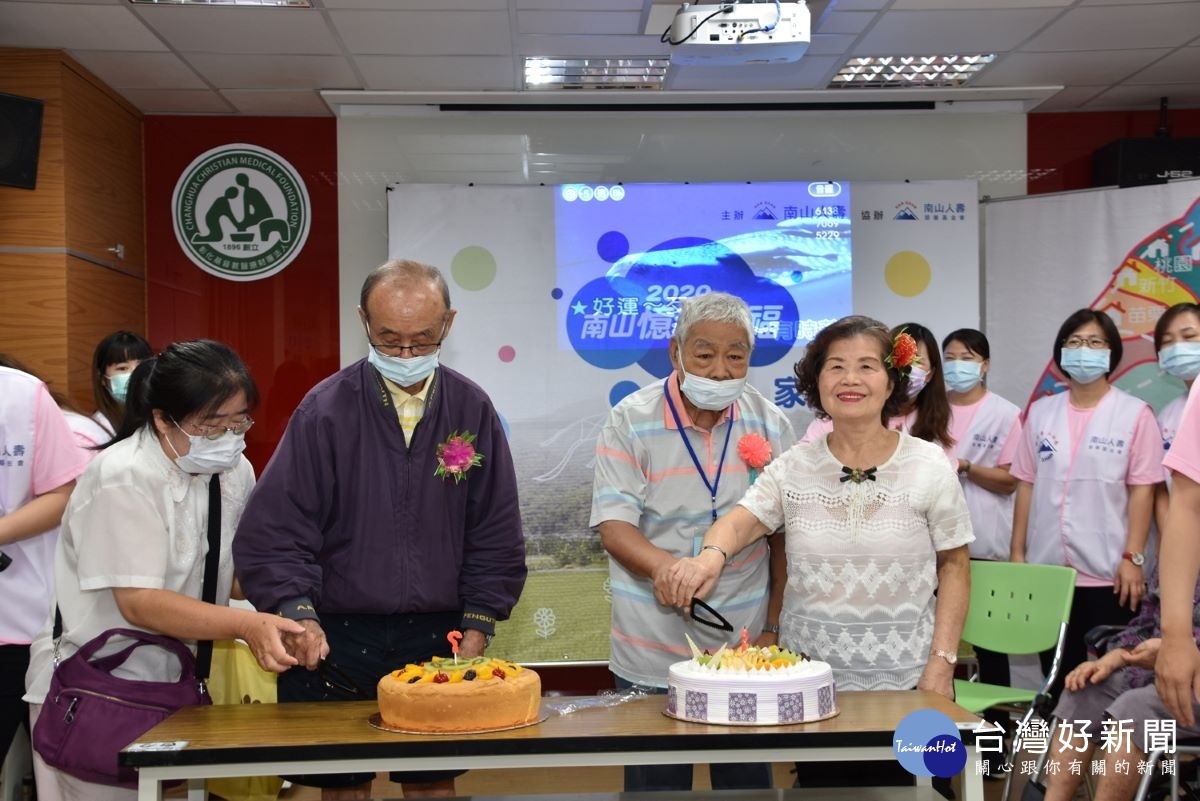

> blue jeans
[613,674,773,792]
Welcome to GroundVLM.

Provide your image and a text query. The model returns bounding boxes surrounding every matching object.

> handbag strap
[52,472,224,686]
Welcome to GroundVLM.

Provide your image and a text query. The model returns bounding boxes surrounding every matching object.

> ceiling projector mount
[663,1,811,66]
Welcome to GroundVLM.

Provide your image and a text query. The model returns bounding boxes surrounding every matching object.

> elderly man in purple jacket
[234,259,527,799]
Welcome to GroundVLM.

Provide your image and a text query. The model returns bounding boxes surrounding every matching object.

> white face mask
[108,372,132,404]
[678,367,747,411]
[942,360,983,394]
[905,365,929,400]
[368,345,439,388]
[1159,341,1200,382]
[167,424,246,475]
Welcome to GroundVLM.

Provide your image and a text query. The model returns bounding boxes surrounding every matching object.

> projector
[667,1,811,66]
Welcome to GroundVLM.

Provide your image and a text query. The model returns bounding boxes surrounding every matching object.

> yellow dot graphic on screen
[884,251,932,297]
[451,246,497,291]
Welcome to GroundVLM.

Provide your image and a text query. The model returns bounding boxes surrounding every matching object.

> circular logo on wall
[172,144,310,282]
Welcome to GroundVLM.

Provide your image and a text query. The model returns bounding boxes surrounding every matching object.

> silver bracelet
[700,544,729,562]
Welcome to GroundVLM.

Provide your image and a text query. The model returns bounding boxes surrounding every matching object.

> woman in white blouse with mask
[1154,303,1200,523]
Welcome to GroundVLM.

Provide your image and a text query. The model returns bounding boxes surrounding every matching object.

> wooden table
[122,691,986,801]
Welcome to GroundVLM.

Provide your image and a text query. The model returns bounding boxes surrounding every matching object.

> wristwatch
[930,648,958,666]
[763,623,781,635]
[957,460,971,477]
[1122,551,1146,567]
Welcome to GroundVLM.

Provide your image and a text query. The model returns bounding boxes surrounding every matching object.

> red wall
[143,117,340,472]
[1028,109,1200,195]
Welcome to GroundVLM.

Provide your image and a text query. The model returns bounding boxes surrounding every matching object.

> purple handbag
[32,627,212,787]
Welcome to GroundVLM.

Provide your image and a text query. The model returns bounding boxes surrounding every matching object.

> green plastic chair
[954,561,1076,800]
[954,561,1076,714]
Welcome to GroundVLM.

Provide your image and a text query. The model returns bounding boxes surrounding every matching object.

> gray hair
[360,259,451,312]
[672,291,755,349]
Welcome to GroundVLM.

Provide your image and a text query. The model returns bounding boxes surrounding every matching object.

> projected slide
[556,181,852,380]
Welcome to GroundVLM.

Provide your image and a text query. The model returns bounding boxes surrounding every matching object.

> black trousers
[0,644,31,766]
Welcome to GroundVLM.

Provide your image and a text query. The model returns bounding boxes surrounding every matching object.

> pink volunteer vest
[953,392,1021,562]
[1024,387,1148,583]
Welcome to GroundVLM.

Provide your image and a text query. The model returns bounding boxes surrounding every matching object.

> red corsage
[737,432,772,485]
[737,433,772,469]
[886,330,920,376]
[435,431,484,484]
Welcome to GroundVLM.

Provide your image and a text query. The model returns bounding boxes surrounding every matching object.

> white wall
[337,110,1027,364]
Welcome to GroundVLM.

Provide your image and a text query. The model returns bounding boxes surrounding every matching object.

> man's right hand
[1155,636,1200,727]
[282,618,330,670]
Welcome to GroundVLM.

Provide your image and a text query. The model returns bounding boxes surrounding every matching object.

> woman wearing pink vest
[1153,303,1200,520]
[942,328,1023,764]
[1011,308,1162,701]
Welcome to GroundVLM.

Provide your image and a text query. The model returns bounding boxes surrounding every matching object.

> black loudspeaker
[1093,137,1200,188]
[0,92,45,190]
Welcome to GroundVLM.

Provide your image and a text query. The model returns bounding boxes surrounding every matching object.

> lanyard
[663,379,734,522]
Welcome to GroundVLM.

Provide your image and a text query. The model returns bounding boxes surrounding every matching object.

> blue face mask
[108,372,131,404]
[1159,342,1200,382]
[368,345,439,388]
[942,360,983,394]
[1060,348,1110,384]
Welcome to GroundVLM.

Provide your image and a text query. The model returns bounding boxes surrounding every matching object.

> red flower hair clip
[886,330,921,377]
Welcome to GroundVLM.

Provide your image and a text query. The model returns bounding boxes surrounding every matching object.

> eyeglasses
[689,597,733,632]
[175,417,254,441]
[1062,336,1109,350]
[366,317,448,358]
[319,660,368,699]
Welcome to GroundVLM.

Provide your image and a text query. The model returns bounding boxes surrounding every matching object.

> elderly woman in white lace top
[662,315,972,698]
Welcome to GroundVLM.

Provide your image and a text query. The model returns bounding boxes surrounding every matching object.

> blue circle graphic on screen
[565,236,800,376]
[608,381,641,408]
[597,231,630,263]
[551,287,564,300]
[892,710,965,778]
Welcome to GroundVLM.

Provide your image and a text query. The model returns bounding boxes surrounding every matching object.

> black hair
[893,322,953,449]
[794,315,909,424]
[92,331,154,431]
[112,340,259,447]
[941,328,991,360]
[1052,309,1123,379]
[1154,302,1200,351]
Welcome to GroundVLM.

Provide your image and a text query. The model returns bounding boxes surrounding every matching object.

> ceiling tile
[829,0,888,9]
[69,51,207,90]
[806,33,857,57]
[329,10,512,56]
[117,88,234,114]
[818,11,877,35]
[1083,82,1200,110]
[355,55,516,91]
[518,34,669,58]
[0,3,165,51]
[971,49,1171,87]
[320,0,506,7]
[518,0,643,8]
[517,10,642,35]
[1022,4,1200,51]
[855,9,1061,55]
[892,0,1070,7]
[133,6,342,55]
[222,90,332,116]
[185,54,359,90]
[1126,46,1200,85]
[1030,85,1107,111]
[665,56,838,91]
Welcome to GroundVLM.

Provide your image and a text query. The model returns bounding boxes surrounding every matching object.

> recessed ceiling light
[128,0,310,6]
[524,57,668,91]
[829,54,995,89]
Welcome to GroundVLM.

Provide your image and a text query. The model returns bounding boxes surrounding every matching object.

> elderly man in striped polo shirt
[590,290,796,793]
